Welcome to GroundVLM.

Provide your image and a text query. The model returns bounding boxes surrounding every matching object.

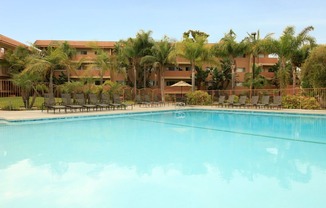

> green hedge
[186,91,212,105]
[282,95,321,110]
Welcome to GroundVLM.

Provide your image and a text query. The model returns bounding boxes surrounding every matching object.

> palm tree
[271,26,315,93]
[243,30,274,93]
[91,46,126,84]
[178,30,209,92]
[141,36,176,101]
[24,45,68,95]
[11,72,46,109]
[59,41,78,82]
[91,47,111,84]
[118,30,154,97]
[4,45,32,74]
[212,30,247,90]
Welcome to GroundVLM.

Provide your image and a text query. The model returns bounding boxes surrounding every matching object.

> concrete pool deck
[1,105,326,121]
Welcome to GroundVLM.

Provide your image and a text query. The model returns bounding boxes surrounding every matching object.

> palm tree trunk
[100,71,104,85]
[191,61,195,92]
[133,65,137,98]
[292,64,296,95]
[49,69,54,95]
[110,69,115,82]
[67,71,71,82]
[160,66,165,102]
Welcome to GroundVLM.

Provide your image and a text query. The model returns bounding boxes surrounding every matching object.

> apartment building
[0,35,278,96]
[0,34,28,96]
[34,40,126,84]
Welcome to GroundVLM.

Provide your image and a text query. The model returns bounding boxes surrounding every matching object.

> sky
[2,0,326,45]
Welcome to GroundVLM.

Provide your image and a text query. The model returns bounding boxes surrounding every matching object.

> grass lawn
[0,96,135,110]
[0,96,46,110]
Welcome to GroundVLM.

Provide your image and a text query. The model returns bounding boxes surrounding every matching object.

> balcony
[164,70,192,79]
[257,57,278,66]
[0,67,9,78]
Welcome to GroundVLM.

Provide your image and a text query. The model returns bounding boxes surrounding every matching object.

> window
[236,82,243,87]
[166,81,176,86]
[236,68,245,73]
[185,67,191,71]
[268,54,278,58]
[80,50,87,55]
[258,54,264,58]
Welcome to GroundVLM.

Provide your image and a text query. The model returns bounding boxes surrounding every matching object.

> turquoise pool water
[1,110,326,208]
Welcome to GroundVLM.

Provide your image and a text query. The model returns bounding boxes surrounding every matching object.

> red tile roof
[0,34,28,48]
[34,40,116,48]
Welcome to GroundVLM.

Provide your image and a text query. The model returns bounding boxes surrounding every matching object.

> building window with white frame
[236,68,245,73]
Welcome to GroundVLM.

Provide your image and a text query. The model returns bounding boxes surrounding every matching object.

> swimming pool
[1,109,326,208]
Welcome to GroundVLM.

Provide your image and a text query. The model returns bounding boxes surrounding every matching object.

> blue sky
[2,0,326,44]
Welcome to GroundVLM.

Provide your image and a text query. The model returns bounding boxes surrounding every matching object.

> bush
[186,90,212,105]
[282,95,320,109]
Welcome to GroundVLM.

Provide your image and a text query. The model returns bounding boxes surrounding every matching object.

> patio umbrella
[171,81,192,100]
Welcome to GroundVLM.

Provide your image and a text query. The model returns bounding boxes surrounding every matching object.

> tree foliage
[179,30,209,91]
[301,45,326,88]
[210,58,232,90]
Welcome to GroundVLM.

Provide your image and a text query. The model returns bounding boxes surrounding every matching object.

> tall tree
[301,45,326,88]
[11,72,46,109]
[4,45,34,74]
[91,47,111,84]
[24,45,68,94]
[118,30,154,97]
[179,30,209,91]
[141,36,176,101]
[59,41,78,82]
[270,26,315,92]
[212,30,246,90]
[243,30,274,92]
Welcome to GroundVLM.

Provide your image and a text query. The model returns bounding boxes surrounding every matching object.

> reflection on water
[1,111,326,208]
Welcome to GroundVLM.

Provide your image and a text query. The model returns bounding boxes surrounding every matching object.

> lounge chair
[245,96,259,108]
[269,96,282,109]
[88,93,105,110]
[135,95,150,107]
[223,95,235,108]
[153,94,164,107]
[98,93,113,110]
[233,95,247,108]
[212,95,225,107]
[75,93,97,111]
[113,94,133,110]
[257,95,270,109]
[144,95,157,107]
[61,93,83,112]
[175,96,187,106]
[43,93,67,113]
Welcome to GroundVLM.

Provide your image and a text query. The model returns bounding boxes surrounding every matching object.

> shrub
[282,95,320,109]
[186,90,212,105]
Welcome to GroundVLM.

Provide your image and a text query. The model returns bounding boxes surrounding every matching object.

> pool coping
[1,105,326,124]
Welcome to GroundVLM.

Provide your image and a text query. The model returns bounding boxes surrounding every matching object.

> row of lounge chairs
[43,93,133,113]
[134,95,165,107]
[212,95,282,109]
